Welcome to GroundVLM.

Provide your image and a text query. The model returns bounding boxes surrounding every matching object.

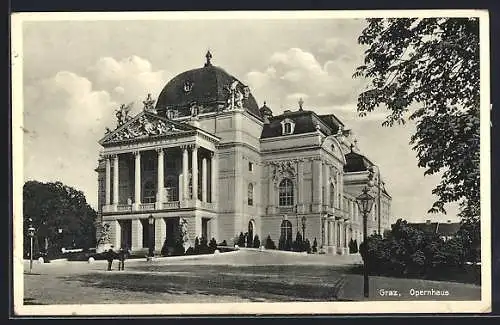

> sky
[19,16,460,223]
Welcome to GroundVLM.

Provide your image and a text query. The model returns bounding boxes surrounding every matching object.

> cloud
[87,55,171,114]
[246,46,363,112]
[23,56,169,208]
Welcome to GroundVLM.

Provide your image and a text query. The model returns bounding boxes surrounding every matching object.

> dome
[155,52,262,120]
[259,101,273,117]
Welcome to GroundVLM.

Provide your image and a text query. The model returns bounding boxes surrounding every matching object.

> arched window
[278,178,294,206]
[247,183,254,206]
[143,181,156,203]
[329,183,335,207]
[280,220,293,241]
[165,176,178,202]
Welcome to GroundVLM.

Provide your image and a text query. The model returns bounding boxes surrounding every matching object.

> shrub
[293,231,303,252]
[219,240,227,246]
[312,238,318,253]
[237,232,246,247]
[199,236,209,254]
[185,247,194,255]
[265,235,276,249]
[253,235,260,248]
[360,219,476,280]
[304,239,311,253]
[172,239,185,256]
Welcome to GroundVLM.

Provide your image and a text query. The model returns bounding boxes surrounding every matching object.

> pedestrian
[118,247,128,271]
[106,248,114,271]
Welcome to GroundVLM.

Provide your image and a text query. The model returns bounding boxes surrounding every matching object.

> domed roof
[259,101,273,116]
[155,52,262,120]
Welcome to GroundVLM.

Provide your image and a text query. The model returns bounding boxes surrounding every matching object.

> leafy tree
[23,181,97,258]
[354,18,480,222]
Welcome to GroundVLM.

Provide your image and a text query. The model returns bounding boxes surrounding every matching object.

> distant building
[408,220,461,242]
[95,52,392,255]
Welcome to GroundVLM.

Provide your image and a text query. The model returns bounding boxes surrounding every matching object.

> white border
[11,10,491,315]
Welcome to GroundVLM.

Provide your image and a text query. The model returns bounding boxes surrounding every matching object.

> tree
[23,181,97,258]
[354,18,480,223]
[237,232,246,247]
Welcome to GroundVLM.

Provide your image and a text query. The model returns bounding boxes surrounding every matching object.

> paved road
[21,250,480,305]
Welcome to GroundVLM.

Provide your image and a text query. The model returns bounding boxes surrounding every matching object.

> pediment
[99,112,195,145]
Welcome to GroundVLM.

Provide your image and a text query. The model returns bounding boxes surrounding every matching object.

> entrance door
[119,220,132,249]
[201,218,209,239]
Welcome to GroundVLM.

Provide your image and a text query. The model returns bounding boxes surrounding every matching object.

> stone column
[105,156,111,205]
[312,158,323,213]
[202,157,207,202]
[154,217,166,253]
[156,148,164,207]
[324,164,331,210]
[268,164,275,214]
[326,220,331,246]
[182,146,189,200]
[297,159,304,213]
[131,219,143,251]
[178,174,183,202]
[210,152,217,203]
[191,145,198,201]
[113,154,119,206]
[112,219,121,249]
[134,151,141,209]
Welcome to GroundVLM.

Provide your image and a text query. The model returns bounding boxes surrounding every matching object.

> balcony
[102,199,216,214]
[278,206,296,214]
[162,201,180,209]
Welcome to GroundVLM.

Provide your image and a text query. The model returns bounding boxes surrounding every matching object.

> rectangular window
[248,162,253,172]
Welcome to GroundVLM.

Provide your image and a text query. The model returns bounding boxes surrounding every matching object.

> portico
[99,111,219,252]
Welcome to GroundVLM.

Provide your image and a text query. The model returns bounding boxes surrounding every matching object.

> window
[143,181,156,203]
[247,183,254,206]
[248,162,253,172]
[280,118,295,135]
[278,178,294,206]
[165,176,178,202]
[329,183,335,207]
[144,156,156,171]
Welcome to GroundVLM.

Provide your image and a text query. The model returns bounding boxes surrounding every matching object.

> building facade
[95,52,392,255]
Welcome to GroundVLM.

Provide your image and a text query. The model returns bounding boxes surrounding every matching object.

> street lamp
[356,186,375,298]
[57,228,63,253]
[27,218,36,274]
[148,214,154,261]
[301,216,306,240]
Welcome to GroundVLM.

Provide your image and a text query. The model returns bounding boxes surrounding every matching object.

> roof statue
[205,50,213,67]
[226,80,244,110]
[142,93,157,114]
[298,98,304,111]
[115,102,133,127]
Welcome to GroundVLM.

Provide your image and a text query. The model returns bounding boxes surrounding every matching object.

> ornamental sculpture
[179,218,192,251]
[115,102,133,127]
[225,80,244,110]
[142,93,156,114]
[269,159,298,183]
[104,114,178,143]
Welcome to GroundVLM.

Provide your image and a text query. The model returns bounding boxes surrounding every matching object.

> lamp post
[27,218,35,274]
[148,214,154,261]
[58,228,63,253]
[301,216,306,240]
[356,186,375,298]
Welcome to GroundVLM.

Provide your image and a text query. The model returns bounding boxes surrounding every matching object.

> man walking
[118,247,129,271]
[106,248,115,271]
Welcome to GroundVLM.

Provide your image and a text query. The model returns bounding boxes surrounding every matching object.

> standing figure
[106,249,115,271]
[118,247,129,271]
